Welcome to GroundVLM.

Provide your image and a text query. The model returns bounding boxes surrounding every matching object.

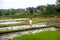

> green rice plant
[8,30,60,40]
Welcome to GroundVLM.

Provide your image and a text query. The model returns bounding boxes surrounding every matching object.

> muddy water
[0,22,46,31]
[0,27,56,40]
[0,18,26,24]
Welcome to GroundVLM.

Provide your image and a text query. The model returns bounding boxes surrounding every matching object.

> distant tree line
[0,4,60,17]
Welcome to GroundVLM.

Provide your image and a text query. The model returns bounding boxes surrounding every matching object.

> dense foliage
[0,4,60,18]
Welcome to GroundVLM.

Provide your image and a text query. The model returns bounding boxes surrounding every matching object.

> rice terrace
[0,0,60,40]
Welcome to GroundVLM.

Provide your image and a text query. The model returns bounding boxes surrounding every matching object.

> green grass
[8,30,60,40]
[0,14,40,19]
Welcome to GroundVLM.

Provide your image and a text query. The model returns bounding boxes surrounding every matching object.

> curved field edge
[8,30,60,40]
[0,23,60,34]
[0,26,51,34]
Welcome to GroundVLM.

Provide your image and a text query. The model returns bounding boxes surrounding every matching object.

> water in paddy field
[0,18,26,24]
[0,18,55,40]
[0,22,46,31]
[0,27,56,40]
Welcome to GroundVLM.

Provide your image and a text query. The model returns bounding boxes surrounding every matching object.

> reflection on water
[0,22,46,31]
[0,27,56,40]
[0,18,27,24]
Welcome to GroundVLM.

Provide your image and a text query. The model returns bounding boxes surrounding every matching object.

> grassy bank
[0,14,41,20]
[0,26,50,34]
[8,30,60,40]
[0,23,60,34]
